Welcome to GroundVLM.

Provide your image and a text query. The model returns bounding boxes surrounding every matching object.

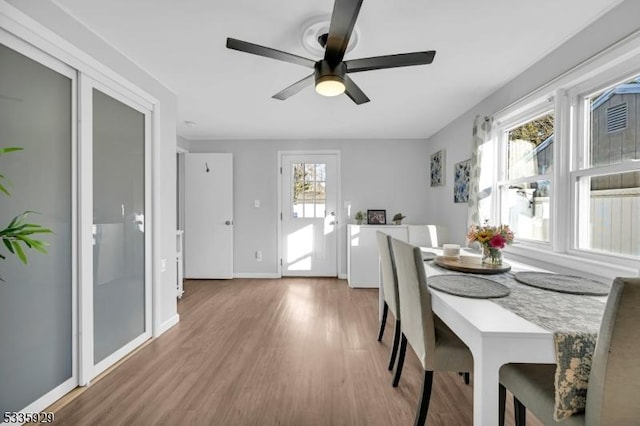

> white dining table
[379,249,557,426]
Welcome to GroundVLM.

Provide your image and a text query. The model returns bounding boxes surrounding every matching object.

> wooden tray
[433,255,511,275]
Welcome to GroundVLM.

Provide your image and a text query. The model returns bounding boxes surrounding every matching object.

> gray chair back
[585,277,640,425]
[376,232,400,318]
[391,238,437,370]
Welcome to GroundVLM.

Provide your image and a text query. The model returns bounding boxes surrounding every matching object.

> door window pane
[0,43,72,412]
[93,89,145,364]
[292,162,326,218]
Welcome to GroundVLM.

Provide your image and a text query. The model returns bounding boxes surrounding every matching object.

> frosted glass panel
[0,44,72,412]
[93,89,145,363]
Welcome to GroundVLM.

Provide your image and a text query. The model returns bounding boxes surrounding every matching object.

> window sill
[504,244,639,282]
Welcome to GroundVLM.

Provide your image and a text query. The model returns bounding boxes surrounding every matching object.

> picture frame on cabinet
[367,210,386,225]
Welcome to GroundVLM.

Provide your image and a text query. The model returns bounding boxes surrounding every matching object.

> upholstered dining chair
[499,277,640,426]
[390,238,474,425]
[376,232,402,373]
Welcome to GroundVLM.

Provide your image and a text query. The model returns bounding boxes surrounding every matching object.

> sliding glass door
[81,80,152,379]
[0,40,76,413]
[92,88,148,365]
[1,20,154,412]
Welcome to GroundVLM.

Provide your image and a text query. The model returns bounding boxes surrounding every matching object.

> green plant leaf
[30,242,49,254]
[11,240,27,264]
[0,147,23,155]
[3,237,14,254]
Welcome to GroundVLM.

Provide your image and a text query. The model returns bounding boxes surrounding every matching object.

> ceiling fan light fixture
[314,60,346,97]
[315,76,345,96]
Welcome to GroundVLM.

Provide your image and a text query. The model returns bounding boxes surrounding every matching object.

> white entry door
[184,153,233,278]
[280,153,339,276]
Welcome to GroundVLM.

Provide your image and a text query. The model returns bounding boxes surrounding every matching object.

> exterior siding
[591,93,640,190]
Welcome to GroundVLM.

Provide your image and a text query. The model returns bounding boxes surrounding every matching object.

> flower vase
[482,245,503,266]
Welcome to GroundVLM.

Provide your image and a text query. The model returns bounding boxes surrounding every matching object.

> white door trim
[277,150,341,277]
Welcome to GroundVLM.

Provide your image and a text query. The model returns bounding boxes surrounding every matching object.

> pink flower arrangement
[468,221,514,264]
[467,222,514,247]
[489,234,507,249]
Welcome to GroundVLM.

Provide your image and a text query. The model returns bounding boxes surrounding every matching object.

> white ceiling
[53,0,622,140]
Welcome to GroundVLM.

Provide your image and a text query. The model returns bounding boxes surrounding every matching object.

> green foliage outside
[509,114,554,146]
[293,164,313,204]
[0,147,52,270]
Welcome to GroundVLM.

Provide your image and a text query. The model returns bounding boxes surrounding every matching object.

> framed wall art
[430,149,445,186]
[453,159,471,203]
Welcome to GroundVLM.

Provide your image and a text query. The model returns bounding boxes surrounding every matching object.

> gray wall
[189,139,432,276]
[8,0,179,328]
[424,0,640,245]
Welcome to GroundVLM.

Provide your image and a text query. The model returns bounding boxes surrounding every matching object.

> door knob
[225,220,233,225]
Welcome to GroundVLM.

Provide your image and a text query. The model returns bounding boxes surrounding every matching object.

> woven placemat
[428,274,510,299]
[514,272,609,296]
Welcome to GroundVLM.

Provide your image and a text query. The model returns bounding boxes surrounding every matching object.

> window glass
[587,76,640,168]
[501,112,554,243]
[577,170,640,256]
[292,162,326,218]
[507,113,554,179]
[502,180,551,242]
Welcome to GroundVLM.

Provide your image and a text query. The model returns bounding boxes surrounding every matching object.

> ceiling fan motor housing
[315,60,346,86]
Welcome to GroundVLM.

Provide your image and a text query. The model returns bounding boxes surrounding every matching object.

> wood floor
[52,278,542,425]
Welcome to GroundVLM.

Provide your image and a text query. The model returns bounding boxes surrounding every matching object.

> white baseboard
[338,273,347,280]
[157,314,180,336]
[233,272,281,279]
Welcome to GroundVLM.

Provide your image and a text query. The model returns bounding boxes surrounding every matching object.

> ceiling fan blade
[344,76,370,105]
[226,38,315,68]
[324,0,363,65]
[272,74,315,100]
[345,51,436,73]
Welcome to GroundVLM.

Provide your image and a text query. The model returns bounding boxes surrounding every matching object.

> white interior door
[280,153,338,276]
[184,153,233,278]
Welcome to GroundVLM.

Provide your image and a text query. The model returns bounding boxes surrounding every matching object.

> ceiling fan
[226,0,436,105]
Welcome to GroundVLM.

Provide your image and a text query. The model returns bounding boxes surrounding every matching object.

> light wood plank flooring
[52,278,541,425]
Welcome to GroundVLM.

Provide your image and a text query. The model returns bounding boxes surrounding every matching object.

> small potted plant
[392,213,406,225]
[354,210,365,225]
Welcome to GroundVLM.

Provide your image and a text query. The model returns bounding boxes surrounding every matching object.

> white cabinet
[347,225,409,288]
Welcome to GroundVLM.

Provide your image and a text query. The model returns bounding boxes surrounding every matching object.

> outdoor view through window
[503,113,554,243]
[581,76,640,256]
[292,163,326,219]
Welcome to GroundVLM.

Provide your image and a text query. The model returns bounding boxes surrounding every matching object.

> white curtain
[467,115,494,230]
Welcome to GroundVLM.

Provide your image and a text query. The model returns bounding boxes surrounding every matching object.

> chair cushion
[500,364,585,426]
[432,316,474,373]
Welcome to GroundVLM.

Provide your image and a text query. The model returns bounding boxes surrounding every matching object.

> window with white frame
[572,74,640,257]
[480,35,640,274]
[498,110,554,244]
